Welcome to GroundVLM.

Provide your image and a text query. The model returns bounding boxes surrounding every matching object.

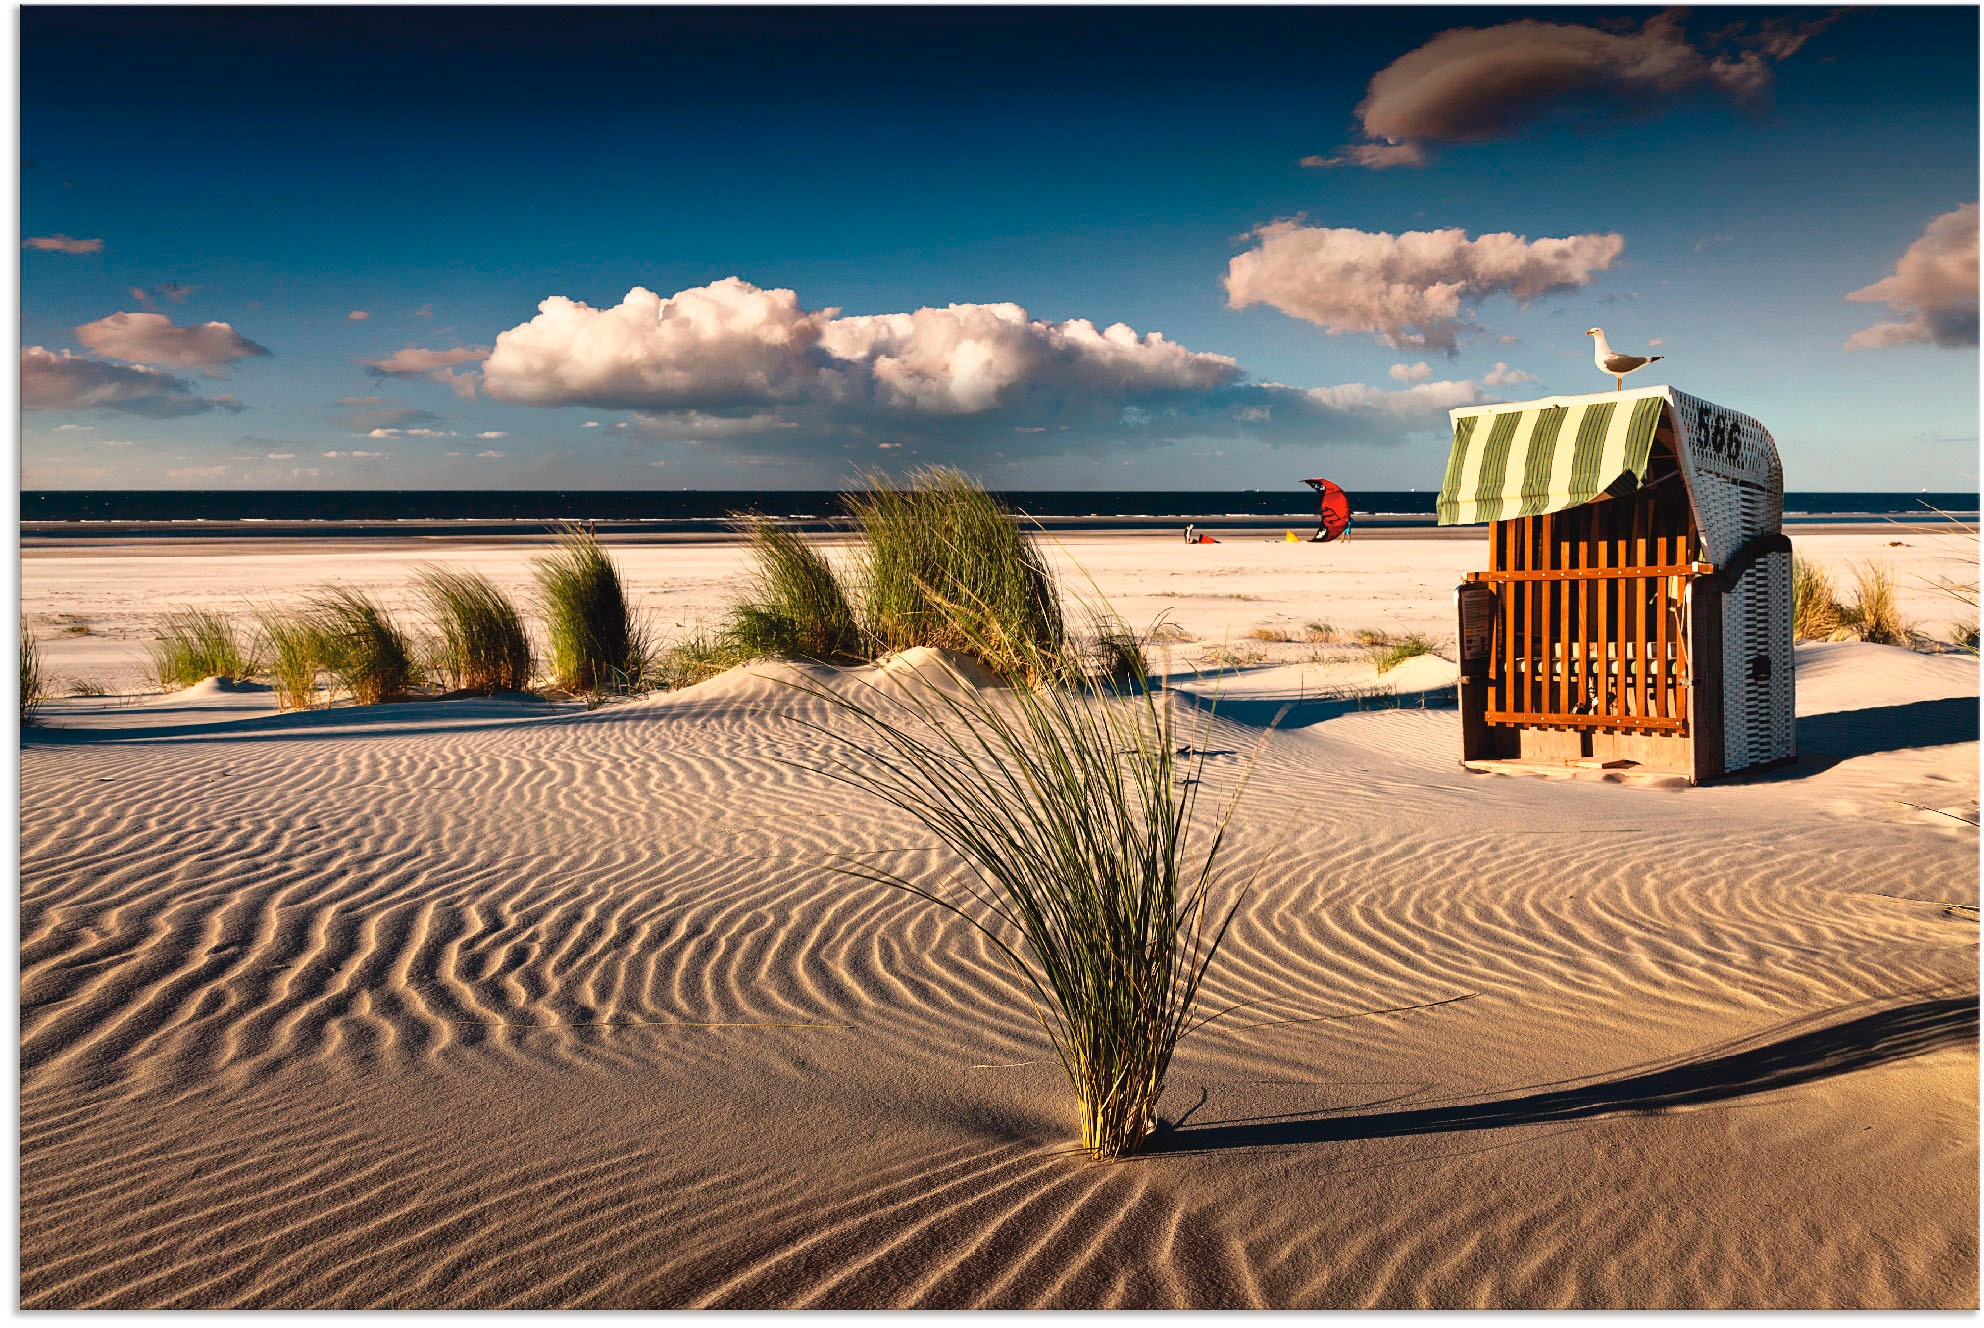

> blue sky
[20,5,1980,491]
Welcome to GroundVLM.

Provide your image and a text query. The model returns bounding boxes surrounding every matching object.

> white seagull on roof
[1587,327,1663,390]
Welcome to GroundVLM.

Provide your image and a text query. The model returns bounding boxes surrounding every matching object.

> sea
[20,490,1980,537]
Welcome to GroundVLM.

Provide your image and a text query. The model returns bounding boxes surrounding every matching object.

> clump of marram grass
[309,588,415,705]
[724,515,862,664]
[1834,560,1910,646]
[255,608,328,711]
[533,523,649,694]
[847,467,1065,680]
[414,566,532,694]
[1371,632,1438,674]
[148,607,258,689]
[1793,556,1842,641]
[21,626,48,724]
[780,632,1258,1161]
[65,677,110,699]
[650,628,757,693]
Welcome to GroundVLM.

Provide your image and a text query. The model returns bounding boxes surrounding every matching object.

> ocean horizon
[22,488,1980,528]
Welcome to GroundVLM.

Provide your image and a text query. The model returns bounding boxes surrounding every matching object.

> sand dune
[18,533,1979,1309]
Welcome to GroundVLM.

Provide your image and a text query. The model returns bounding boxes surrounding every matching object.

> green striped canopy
[1436,388,1667,526]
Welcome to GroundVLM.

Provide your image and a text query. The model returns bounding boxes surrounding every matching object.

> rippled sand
[19,539,1980,1308]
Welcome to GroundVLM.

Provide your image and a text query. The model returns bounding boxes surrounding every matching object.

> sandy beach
[19,527,1979,1308]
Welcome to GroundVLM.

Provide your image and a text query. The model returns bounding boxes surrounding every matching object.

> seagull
[1587,327,1663,390]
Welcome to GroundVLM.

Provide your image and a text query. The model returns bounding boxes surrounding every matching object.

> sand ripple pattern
[20,672,1979,1308]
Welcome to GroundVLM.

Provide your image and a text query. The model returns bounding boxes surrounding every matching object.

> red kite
[1302,478,1353,543]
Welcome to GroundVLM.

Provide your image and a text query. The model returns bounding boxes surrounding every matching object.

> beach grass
[1371,632,1436,674]
[726,516,862,663]
[1793,556,1842,641]
[256,608,328,711]
[1836,560,1910,646]
[415,566,533,694]
[21,626,48,724]
[534,524,648,694]
[148,608,258,689]
[847,467,1065,680]
[783,641,1250,1160]
[309,588,415,705]
[64,677,111,699]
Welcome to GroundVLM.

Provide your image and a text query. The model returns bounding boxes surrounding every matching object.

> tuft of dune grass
[847,467,1065,681]
[309,587,415,705]
[776,622,1257,1160]
[1834,560,1911,646]
[415,565,533,694]
[725,516,862,664]
[255,608,327,711]
[148,608,257,690]
[1371,632,1437,674]
[1792,556,1842,641]
[533,523,648,694]
[21,626,48,724]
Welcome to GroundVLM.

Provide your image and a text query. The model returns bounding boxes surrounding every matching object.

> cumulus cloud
[476,450,506,458]
[367,427,457,438]
[24,234,102,254]
[1319,10,1837,167]
[21,346,245,418]
[1225,221,1623,351]
[361,345,490,399]
[347,310,371,321]
[476,431,508,438]
[479,276,1528,458]
[1388,361,1433,383]
[1845,203,1979,350]
[484,278,1239,421]
[76,311,270,370]
[1483,362,1538,385]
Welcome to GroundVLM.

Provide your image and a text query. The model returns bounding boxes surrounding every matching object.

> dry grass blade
[415,565,533,693]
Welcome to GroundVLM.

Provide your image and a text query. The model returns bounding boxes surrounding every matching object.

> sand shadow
[1711,697,1981,783]
[1163,995,1977,1154]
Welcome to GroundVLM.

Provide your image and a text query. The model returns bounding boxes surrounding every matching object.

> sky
[18,5,1981,492]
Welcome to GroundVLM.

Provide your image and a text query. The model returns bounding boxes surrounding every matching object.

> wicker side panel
[1720,548,1797,772]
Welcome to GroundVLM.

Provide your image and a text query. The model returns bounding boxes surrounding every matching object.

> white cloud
[366,427,456,438]
[322,450,387,459]
[476,430,507,438]
[581,420,602,428]
[1483,362,1538,385]
[1317,11,1838,167]
[76,311,270,370]
[23,234,102,254]
[1224,221,1624,351]
[476,449,506,458]
[347,310,371,321]
[484,278,1239,421]
[53,423,94,431]
[1388,361,1433,383]
[360,345,490,399]
[265,453,295,460]
[1845,203,1979,350]
[475,276,1531,458]
[21,346,245,417]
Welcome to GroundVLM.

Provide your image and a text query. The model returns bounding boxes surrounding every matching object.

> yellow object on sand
[1285,531,1301,542]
